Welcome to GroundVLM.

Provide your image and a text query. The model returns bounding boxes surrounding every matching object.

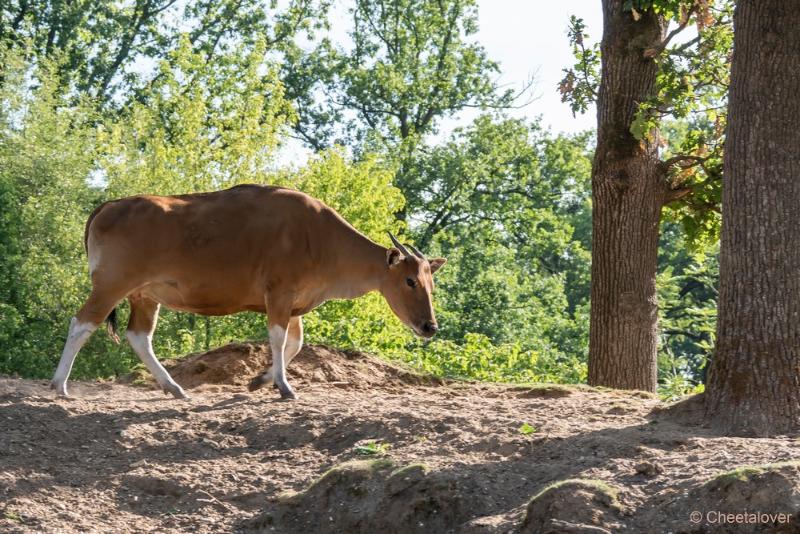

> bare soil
[2,343,799,533]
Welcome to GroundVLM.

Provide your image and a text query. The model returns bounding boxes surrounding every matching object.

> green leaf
[354,441,391,456]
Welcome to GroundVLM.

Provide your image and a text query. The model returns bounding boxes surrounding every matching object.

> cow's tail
[106,308,120,344]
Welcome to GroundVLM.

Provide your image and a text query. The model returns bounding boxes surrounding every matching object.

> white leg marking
[126,330,187,399]
[52,317,97,396]
[269,325,295,399]
[259,322,303,387]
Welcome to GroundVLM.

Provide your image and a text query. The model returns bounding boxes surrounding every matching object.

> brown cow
[50,184,446,400]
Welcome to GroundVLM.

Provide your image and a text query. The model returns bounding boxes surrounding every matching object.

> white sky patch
[452,0,603,136]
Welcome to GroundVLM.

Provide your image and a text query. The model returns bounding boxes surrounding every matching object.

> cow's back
[86,185,324,293]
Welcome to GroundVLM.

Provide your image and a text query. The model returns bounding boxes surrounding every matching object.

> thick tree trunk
[704,1,800,436]
[587,1,667,392]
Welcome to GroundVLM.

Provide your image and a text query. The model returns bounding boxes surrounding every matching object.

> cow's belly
[138,280,266,316]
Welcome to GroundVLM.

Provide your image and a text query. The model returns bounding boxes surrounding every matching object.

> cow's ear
[429,257,447,274]
[387,248,403,267]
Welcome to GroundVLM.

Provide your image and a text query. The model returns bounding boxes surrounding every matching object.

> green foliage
[351,0,503,133]
[559,16,600,116]
[518,423,537,435]
[101,35,293,197]
[660,118,724,251]
[3,511,22,523]
[392,333,586,384]
[0,0,327,104]
[1,0,175,98]
[399,116,592,370]
[656,223,718,397]
[639,2,731,247]
[292,0,514,154]
[354,441,391,456]
[561,1,732,249]
[0,58,131,377]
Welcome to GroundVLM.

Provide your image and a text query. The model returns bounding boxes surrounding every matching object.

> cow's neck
[327,232,387,300]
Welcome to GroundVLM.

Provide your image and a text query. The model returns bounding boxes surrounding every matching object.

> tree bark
[704,1,800,436]
[588,1,667,392]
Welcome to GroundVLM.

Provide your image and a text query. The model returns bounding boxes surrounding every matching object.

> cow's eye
[406,278,417,288]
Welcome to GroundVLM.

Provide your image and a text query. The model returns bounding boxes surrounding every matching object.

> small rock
[634,461,664,477]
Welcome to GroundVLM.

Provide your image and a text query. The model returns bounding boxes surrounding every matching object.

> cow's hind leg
[51,289,121,397]
[249,316,303,394]
[126,295,187,399]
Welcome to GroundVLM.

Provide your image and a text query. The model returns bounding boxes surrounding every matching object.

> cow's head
[380,233,446,338]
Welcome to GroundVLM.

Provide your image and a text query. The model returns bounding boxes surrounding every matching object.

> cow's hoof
[51,381,69,397]
[163,383,189,400]
[277,383,297,400]
[248,374,269,392]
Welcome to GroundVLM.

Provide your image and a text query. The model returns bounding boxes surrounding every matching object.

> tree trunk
[588,1,667,392]
[704,1,800,436]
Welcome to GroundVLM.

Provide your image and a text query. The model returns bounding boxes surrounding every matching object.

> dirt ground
[2,343,799,533]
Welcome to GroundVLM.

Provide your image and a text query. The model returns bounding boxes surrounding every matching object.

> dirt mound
[163,343,265,388]
[520,479,625,534]
[643,461,800,533]
[160,342,442,391]
[242,459,483,534]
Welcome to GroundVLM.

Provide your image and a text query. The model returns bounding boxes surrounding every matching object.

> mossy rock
[520,478,624,534]
[641,461,800,533]
[276,459,395,504]
[243,459,484,534]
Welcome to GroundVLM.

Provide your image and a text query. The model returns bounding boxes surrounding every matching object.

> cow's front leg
[248,316,303,393]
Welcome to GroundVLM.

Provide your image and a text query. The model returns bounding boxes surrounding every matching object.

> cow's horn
[407,243,426,260]
[388,232,412,257]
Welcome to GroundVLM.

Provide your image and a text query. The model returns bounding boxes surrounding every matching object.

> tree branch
[643,5,697,58]
[659,154,709,171]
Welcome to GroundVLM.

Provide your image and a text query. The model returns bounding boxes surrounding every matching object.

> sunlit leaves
[317,0,515,150]
[0,61,128,378]
[559,16,600,117]
[400,115,593,367]
[391,332,586,384]
[0,0,327,105]
[101,35,294,197]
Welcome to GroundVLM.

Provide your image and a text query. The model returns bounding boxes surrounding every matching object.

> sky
[469,0,602,134]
